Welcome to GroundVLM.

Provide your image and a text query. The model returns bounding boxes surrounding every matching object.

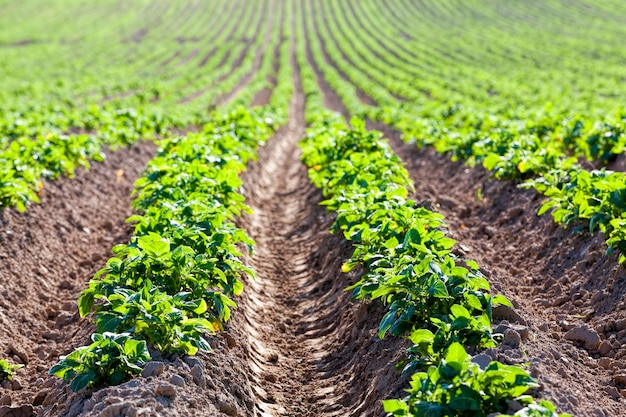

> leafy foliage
[50,333,150,392]
[51,107,282,391]
[382,343,571,417]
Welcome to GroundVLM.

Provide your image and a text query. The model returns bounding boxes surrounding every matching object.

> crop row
[47,6,295,385]
[49,108,278,390]
[299,114,567,416]
[300,0,626,264]
[293,5,567,414]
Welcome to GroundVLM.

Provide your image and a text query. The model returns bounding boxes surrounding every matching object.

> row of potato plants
[307,0,626,172]
[49,108,280,391]
[48,3,295,385]
[293,16,568,410]
[318,0,626,158]
[299,117,569,416]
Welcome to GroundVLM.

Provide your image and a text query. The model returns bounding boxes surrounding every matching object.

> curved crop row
[47,13,297,386]
[301,0,626,264]
[293,6,568,413]
[299,115,567,417]
[50,108,279,391]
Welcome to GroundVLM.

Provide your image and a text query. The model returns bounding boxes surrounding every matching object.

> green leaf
[492,294,513,307]
[384,236,399,250]
[408,329,435,345]
[69,371,96,392]
[78,290,95,317]
[449,385,481,411]
[123,339,147,358]
[137,233,170,258]
[445,342,467,366]
[429,279,449,298]
[382,399,409,415]
[378,309,397,339]
[465,293,483,311]
[450,304,471,319]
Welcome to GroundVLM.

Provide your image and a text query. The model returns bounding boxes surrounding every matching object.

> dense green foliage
[47,0,297,390]
[299,0,626,262]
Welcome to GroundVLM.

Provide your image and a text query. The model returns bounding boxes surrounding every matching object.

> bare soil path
[235,61,408,417]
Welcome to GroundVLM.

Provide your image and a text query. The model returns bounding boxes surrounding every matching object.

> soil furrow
[370,121,626,416]
[0,141,157,415]
[233,57,408,417]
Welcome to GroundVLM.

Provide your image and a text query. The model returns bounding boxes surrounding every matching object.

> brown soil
[0,67,408,417]
[251,88,273,107]
[0,141,157,416]
[370,121,626,416]
[235,69,408,417]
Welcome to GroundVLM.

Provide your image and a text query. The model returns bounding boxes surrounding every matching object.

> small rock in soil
[60,301,76,311]
[183,357,204,370]
[506,400,524,413]
[614,374,626,386]
[7,344,28,365]
[615,318,626,331]
[190,365,205,387]
[564,325,601,350]
[0,405,33,417]
[218,400,238,417]
[141,361,165,378]
[55,311,77,327]
[482,225,497,238]
[10,379,21,391]
[566,395,579,406]
[494,322,529,340]
[169,374,185,387]
[0,396,10,406]
[471,354,492,370]
[222,332,237,349]
[598,340,612,356]
[155,383,177,398]
[492,306,528,325]
[606,386,621,399]
[58,280,74,290]
[599,357,612,369]
[32,391,47,406]
[503,329,522,348]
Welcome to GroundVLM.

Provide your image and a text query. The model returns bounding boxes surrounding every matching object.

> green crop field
[1,1,625,416]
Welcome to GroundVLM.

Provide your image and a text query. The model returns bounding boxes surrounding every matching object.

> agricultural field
[1,0,626,416]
